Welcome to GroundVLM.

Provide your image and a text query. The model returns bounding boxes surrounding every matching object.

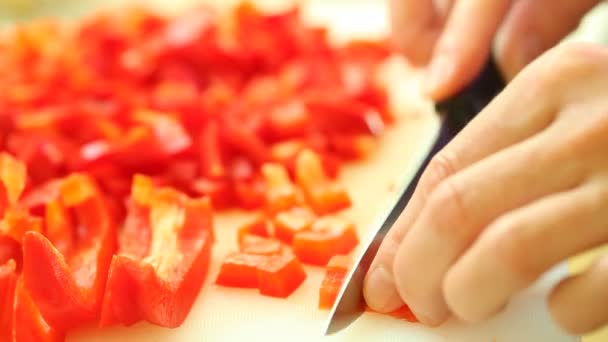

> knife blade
[324,57,505,336]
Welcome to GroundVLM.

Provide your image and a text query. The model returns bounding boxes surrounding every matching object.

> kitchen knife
[324,57,506,336]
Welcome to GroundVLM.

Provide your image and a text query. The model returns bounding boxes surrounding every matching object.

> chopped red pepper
[0,2,397,335]
[257,250,306,298]
[13,277,65,342]
[216,249,306,299]
[22,174,116,330]
[295,150,351,214]
[198,120,226,180]
[293,215,359,266]
[215,252,267,288]
[0,260,17,341]
[261,163,299,214]
[0,153,27,205]
[273,207,316,244]
[319,255,350,309]
[237,213,271,243]
[100,176,213,328]
[240,235,283,256]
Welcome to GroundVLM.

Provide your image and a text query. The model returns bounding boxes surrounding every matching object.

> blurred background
[1,0,608,341]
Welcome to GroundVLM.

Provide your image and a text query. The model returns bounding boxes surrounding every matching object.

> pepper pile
[216,150,358,297]
[0,2,395,340]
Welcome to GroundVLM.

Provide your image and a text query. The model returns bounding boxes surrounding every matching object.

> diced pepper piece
[0,183,8,218]
[191,178,234,209]
[100,178,213,328]
[293,216,358,266]
[0,209,43,244]
[233,178,266,210]
[273,207,316,244]
[318,255,351,309]
[261,163,298,214]
[221,120,269,166]
[0,152,26,204]
[13,277,65,342]
[237,213,271,243]
[295,150,351,214]
[215,252,266,288]
[257,250,306,298]
[44,199,75,257]
[239,235,282,256]
[132,109,192,156]
[329,134,376,160]
[0,260,17,341]
[0,237,21,271]
[266,100,311,139]
[22,174,116,330]
[199,120,226,179]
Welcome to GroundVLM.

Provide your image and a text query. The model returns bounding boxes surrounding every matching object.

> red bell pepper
[239,235,283,256]
[295,149,351,214]
[261,163,299,214]
[0,208,43,245]
[0,183,7,218]
[318,255,350,309]
[293,215,359,266]
[256,250,306,298]
[0,260,17,341]
[273,207,316,244]
[100,175,213,328]
[236,213,271,243]
[215,252,267,288]
[216,249,306,298]
[0,152,26,205]
[13,277,65,342]
[233,177,266,210]
[22,174,117,330]
[199,120,226,179]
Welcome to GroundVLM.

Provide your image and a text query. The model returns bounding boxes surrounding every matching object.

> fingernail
[364,266,403,313]
[423,54,453,96]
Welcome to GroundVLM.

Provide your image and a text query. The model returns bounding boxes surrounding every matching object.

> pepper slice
[216,249,306,298]
[261,163,298,214]
[319,255,350,309]
[22,174,117,330]
[256,250,306,298]
[0,260,17,341]
[236,213,271,243]
[295,150,351,215]
[215,252,267,288]
[293,215,359,266]
[13,277,65,342]
[239,234,282,256]
[0,152,27,205]
[100,175,214,328]
[273,207,316,244]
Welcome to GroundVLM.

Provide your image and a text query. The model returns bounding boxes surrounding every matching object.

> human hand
[390,0,602,100]
[363,42,608,335]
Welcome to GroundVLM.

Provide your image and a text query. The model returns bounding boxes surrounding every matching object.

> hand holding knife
[325,57,505,335]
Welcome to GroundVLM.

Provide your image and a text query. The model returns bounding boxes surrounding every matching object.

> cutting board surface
[3,0,577,341]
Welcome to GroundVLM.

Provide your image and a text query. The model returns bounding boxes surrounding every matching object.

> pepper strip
[22,174,117,330]
[100,175,213,328]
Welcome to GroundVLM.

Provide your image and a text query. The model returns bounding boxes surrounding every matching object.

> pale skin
[364,0,608,335]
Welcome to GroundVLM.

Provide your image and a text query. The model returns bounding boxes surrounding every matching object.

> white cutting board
[0,0,577,341]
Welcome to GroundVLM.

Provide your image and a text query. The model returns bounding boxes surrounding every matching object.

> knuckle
[492,217,541,284]
[528,42,608,96]
[425,177,472,240]
[537,43,608,86]
[420,151,459,200]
